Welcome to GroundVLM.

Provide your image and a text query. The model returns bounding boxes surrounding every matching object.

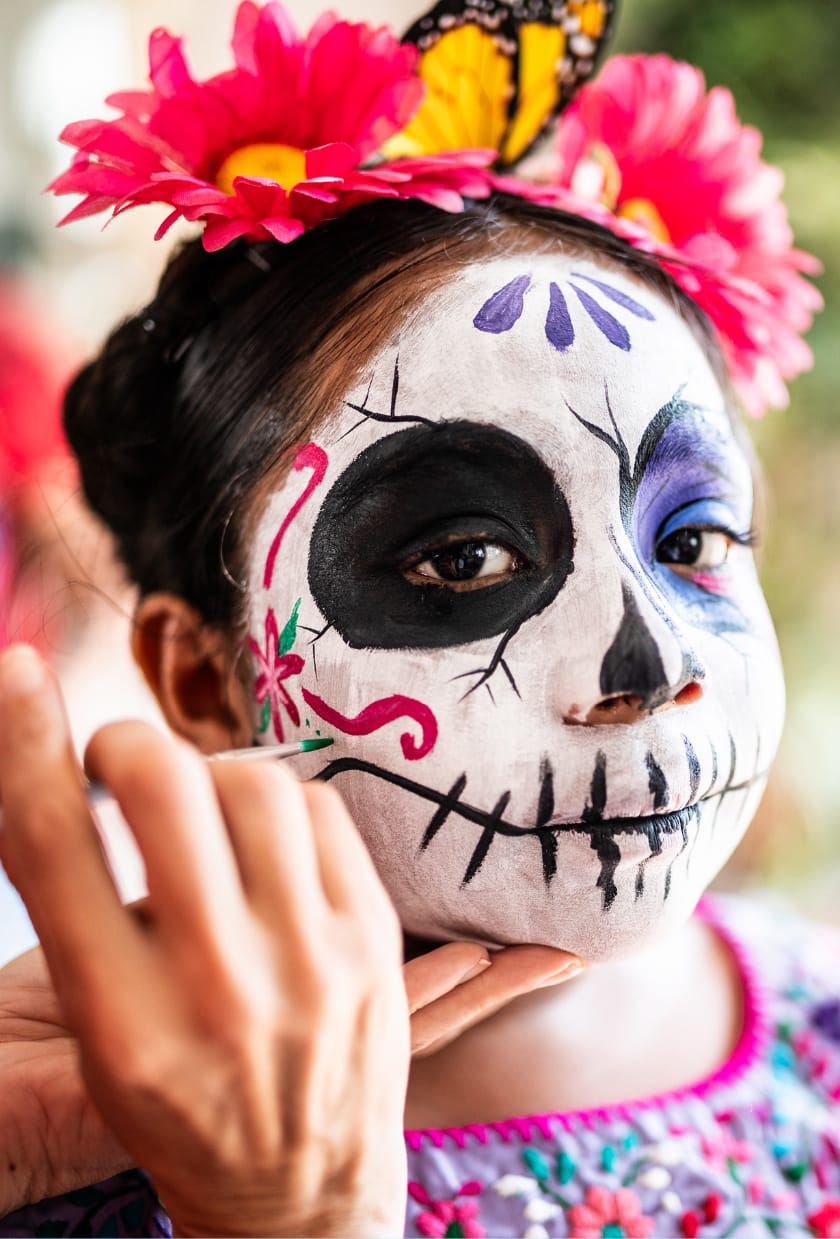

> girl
[0,4,837,1236]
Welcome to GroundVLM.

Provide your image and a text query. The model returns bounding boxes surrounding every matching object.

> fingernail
[459,957,492,984]
[535,960,584,989]
[0,646,45,698]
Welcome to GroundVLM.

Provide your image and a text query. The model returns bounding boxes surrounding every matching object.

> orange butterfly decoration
[390,0,616,167]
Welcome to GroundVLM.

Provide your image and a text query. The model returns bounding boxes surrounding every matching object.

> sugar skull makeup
[244,254,785,962]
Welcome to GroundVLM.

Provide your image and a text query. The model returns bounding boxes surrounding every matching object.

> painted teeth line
[318,748,766,906]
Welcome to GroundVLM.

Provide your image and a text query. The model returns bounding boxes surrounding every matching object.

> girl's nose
[582,681,705,725]
[565,581,707,724]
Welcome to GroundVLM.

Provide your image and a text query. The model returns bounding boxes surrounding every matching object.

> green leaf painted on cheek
[259,697,272,734]
[277,598,301,657]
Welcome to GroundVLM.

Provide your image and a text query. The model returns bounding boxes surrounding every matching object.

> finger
[303,782,397,926]
[404,943,490,1015]
[410,945,583,1057]
[0,647,139,994]
[210,760,328,931]
[85,722,248,944]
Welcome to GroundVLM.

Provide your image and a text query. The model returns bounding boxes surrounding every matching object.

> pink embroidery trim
[301,688,438,760]
[262,442,328,590]
[403,896,771,1151]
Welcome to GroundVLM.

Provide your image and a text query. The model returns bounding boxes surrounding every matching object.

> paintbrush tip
[298,737,335,753]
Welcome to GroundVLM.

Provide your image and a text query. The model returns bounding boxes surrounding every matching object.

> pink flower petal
[415,1212,446,1239]
[148,30,195,99]
[547,52,820,414]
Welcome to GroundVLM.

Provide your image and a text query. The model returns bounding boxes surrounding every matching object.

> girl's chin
[395,872,705,965]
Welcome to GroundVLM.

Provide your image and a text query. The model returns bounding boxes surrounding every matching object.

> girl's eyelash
[703,524,760,549]
[400,535,525,569]
[731,526,760,549]
[659,522,760,549]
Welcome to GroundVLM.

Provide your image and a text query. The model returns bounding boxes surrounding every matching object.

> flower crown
[48,0,821,416]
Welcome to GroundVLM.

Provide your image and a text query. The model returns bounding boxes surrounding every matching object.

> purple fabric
[2,896,839,1238]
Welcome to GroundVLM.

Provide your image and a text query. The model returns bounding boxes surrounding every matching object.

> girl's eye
[404,540,522,590]
[656,527,731,575]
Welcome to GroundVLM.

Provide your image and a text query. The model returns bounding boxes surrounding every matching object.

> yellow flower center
[215,142,307,194]
[616,198,672,245]
[571,144,672,245]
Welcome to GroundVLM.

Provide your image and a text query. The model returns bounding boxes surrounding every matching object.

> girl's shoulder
[404,894,840,1239]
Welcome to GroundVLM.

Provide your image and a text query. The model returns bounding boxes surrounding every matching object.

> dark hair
[64,194,728,631]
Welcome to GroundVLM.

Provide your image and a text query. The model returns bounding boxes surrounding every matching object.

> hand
[0,646,410,1238]
[0,944,133,1216]
[405,939,582,1058]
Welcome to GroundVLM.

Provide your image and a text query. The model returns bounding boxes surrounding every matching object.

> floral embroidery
[566,1186,654,1238]
[247,601,304,740]
[409,1181,485,1239]
[809,1199,840,1237]
[699,1129,754,1175]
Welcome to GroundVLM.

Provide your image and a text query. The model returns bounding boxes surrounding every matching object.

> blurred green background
[614,0,840,914]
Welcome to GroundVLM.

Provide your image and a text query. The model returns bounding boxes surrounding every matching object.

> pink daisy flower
[48,1,495,252]
[567,1185,655,1238]
[409,1181,486,1239]
[247,603,304,742]
[501,53,822,416]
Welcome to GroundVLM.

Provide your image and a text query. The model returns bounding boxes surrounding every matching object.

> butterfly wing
[394,0,616,166]
[387,13,517,158]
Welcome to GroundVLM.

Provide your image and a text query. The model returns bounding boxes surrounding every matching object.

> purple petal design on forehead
[473,274,532,334]
[545,282,575,351]
[571,284,631,351]
[572,272,656,320]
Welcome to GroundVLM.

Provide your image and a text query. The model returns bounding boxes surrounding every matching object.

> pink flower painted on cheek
[247,602,305,741]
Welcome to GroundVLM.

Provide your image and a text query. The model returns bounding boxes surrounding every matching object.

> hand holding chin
[404,938,583,1058]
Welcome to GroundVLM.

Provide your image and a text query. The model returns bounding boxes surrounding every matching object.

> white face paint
[244,253,785,962]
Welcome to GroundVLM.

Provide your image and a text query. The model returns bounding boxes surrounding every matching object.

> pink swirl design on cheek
[301,688,438,760]
[263,442,329,590]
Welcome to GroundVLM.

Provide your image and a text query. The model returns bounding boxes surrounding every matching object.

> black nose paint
[308,421,575,650]
[599,582,669,709]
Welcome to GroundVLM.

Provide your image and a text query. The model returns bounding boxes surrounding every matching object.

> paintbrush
[0,737,336,823]
[83,736,335,809]
[0,736,336,910]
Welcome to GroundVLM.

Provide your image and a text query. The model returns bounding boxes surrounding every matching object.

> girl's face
[245,253,784,962]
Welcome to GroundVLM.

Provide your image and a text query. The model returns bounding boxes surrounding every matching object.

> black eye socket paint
[308,421,574,650]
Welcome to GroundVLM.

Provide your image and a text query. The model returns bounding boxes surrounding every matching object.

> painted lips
[546,801,701,839]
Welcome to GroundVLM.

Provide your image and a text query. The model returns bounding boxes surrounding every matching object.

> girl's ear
[131,594,254,753]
